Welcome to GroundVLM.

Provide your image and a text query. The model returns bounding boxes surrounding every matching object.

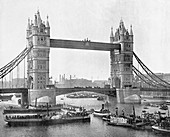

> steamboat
[3,104,90,126]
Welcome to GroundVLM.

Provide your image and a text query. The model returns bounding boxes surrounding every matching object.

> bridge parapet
[140,87,170,91]
[0,88,28,93]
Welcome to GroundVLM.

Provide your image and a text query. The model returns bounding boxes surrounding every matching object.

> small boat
[107,116,133,127]
[159,104,168,110]
[143,106,149,109]
[107,105,150,129]
[152,125,170,133]
[97,96,105,101]
[152,117,170,134]
[102,114,113,121]
[150,104,159,107]
[93,104,110,117]
[165,101,170,105]
[93,109,110,117]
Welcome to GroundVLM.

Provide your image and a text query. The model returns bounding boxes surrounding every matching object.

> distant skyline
[1,0,170,81]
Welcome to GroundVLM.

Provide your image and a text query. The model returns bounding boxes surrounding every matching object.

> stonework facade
[110,19,133,89]
[26,11,56,105]
[26,10,50,90]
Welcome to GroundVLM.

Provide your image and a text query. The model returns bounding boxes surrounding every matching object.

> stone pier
[28,89,56,105]
[116,88,141,103]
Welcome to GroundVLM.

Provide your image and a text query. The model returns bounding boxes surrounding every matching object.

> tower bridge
[0,10,170,105]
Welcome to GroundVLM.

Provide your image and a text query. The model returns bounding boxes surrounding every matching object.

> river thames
[0,92,170,137]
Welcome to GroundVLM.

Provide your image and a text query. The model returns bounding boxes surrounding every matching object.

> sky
[1,0,170,81]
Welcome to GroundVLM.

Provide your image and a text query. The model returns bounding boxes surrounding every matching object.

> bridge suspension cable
[0,43,33,79]
[132,65,165,88]
[133,52,170,88]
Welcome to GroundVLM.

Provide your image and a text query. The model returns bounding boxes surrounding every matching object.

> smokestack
[59,75,61,82]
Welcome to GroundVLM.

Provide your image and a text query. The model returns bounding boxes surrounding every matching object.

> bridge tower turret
[26,10,55,105]
[110,19,133,89]
[27,10,50,90]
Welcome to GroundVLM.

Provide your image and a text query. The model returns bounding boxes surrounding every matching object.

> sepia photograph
[0,0,170,136]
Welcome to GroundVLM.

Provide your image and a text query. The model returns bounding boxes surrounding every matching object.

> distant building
[55,77,109,88]
[0,78,27,88]
[0,77,54,89]
[163,73,170,83]
[93,80,109,88]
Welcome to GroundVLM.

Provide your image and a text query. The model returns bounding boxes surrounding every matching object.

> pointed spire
[46,15,50,27]
[27,18,30,30]
[37,10,42,26]
[120,18,124,28]
[110,27,114,37]
[119,18,125,34]
[31,20,33,25]
[34,14,38,26]
[110,27,114,43]
[130,25,133,35]
[120,17,123,23]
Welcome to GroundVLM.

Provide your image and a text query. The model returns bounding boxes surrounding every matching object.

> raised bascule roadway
[0,10,170,106]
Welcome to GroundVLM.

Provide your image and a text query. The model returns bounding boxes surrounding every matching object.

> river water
[0,92,170,137]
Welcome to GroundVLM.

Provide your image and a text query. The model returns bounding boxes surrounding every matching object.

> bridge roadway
[1,87,170,105]
[0,88,28,94]
[55,87,116,97]
[50,39,121,51]
[140,87,170,98]
[0,88,116,97]
[0,87,116,103]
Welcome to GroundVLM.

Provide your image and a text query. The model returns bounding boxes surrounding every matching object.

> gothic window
[124,43,131,51]
[126,35,129,40]
[29,60,33,69]
[40,29,43,33]
[37,50,46,57]
[41,37,43,41]
[124,64,130,71]
[37,60,46,70]
[37,73,46,89]
[124,54,131,61]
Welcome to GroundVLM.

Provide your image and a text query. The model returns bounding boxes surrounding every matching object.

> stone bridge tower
[26,10,55,105]
[110,19,133,89]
